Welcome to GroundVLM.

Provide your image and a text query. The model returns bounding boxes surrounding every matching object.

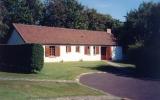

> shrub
[31,44,44,72]
[127,46,160,77]
[0,44,44,73]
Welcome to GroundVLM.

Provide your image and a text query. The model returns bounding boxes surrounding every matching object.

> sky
[78,0,160,21]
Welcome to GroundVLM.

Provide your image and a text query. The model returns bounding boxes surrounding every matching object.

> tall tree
[3,0,43,25]
[0,1,9,42]
[1,0,43,43]
[122,2,160,74]
[41,0,87,29]
[82,8,117,31]
[123,2,160,47]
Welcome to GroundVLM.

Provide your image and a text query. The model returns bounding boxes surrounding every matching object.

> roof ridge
[13,23,109,33]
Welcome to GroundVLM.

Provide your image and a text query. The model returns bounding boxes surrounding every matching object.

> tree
[41,0,119,31]
[123,2,159,47]
[0,1,9,42]
[0,0,43,43]
[84,8,117,31]
[3,0,43,25]
[41,0,88,29]
[123,2,160,76]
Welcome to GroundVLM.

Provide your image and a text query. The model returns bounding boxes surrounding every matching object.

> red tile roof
[13,23,116,45]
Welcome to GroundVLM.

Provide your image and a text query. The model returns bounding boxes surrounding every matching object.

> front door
[101,47,107,60]
[101,46,112,60]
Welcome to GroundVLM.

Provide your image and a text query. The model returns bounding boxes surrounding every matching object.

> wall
[111,46,123,61]
[44,45,101,62]
[7,30,25,45]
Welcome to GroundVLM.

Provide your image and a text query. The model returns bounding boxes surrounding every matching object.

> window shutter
[55,46,60,56]
[69,46,71,52]
[85,46,90,55]
[45,45,50,57]
[96,46,99,54]
[85,46,88,54]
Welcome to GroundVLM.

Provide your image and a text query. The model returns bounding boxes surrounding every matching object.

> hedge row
[0,44,44,73]
[127,46,160,77]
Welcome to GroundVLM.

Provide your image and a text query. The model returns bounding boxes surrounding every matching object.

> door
[101,46,112,60]
[106,47,112,60]
[101,47,107,60]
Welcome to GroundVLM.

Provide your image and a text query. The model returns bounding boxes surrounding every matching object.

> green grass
[0,80,102,100]
[0,61,134,80]
[0,61,108,80]
[0,61,134,99]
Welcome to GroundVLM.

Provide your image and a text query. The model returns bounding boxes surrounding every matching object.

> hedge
[127,46,160,77]
[0,44,44,73]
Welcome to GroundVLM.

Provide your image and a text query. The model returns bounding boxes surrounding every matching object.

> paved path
[80,72,160,100]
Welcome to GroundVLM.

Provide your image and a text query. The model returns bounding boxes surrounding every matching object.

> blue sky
[78,0,159,21]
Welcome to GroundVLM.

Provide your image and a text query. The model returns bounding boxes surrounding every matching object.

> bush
[127,46,160,77]
[0,44,44,73]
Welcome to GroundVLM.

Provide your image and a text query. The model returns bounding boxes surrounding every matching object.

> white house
[8,23,122,62]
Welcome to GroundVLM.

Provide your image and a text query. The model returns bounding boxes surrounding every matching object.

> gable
[7,30,25,45]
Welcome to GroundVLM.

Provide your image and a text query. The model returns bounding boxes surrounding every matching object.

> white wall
[7,30,25,44]
[111,46,123,61]
[44,45,101,62]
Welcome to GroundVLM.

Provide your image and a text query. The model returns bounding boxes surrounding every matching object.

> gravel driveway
[80,72,160,100]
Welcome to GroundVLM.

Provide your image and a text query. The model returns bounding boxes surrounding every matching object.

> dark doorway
[101,47,112,60]
[101,47,107,60]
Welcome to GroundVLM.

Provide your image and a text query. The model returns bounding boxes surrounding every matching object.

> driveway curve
[80,72,160,100]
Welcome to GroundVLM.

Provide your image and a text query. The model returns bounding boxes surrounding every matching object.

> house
[8,23,122,62]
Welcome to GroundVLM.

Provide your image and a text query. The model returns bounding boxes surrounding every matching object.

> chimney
[107,29,112,34]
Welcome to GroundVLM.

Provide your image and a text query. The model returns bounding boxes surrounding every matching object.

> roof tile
[13,23,116,45]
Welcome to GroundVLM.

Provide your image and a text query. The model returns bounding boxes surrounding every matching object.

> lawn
[0,61,109,80]
[0,61,134,99]
[0,80,102,100]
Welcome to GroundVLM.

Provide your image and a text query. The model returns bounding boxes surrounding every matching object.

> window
[45,46,60,57]
[76,46,80,52]
[85,46,90,55]
[93,46,99,55]
[50,46,55,56]
[66,46,71,53]
[96,46,99,54]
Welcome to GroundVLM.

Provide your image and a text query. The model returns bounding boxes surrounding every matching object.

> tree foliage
[0,0,121,43]
[0,0,43,43]
[123,2,160,75]
[2,0,43,25]
[41,0,87,29]
[41,0,120,31]
[0,1,8,42]
[123,2,160,47]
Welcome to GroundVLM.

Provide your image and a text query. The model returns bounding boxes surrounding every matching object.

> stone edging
[75,71,106,82]
[0,77,76,83]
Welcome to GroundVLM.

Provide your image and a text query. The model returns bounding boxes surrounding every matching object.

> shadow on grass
[83,63,160,81]
[0,64,34,74]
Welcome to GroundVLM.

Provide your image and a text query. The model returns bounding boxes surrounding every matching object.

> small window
[76,46,80,52]
[93,46,99,55]
[50,46,55,56]
[45,46,60,57]
[96,46,99,54]
[66,46,71,53]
